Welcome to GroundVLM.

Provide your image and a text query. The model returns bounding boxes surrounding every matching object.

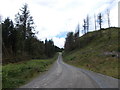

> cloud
[0,0,118,48]
[36,0,56,7]
[52,37,65,48]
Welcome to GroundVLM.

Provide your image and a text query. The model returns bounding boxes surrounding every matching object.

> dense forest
[2,4,62,64]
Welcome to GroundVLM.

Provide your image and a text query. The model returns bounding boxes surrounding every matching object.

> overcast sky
[0,0,119,48]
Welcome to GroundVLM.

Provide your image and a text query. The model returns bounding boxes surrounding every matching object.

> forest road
[20,53,119,88]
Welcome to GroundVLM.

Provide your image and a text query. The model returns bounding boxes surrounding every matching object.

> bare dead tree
[98,13,102,30]
[94,14,97,30]
[107,9,110,28]
[0,15,2,24]
[106,9,111,39]
[86,15,89,32]
[75,24,80,37]
[83,19,87,34]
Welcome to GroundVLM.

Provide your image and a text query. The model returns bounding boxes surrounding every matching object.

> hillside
[63,27,120,79]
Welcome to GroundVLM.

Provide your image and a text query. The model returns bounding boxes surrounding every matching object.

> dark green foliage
[2,4,61,64]
[45,39,55,58]
[64,32,75,51]
[54,46,64,52]
[25,37,46,59]
[64,26,80,52]
[2,18,17,57]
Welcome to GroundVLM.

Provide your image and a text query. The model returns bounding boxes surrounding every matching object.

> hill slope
[63,27,120,79]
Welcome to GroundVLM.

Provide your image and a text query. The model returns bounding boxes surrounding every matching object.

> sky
[0,0,119,48]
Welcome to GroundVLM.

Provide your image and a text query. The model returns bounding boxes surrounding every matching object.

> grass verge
[63,50,119,79]
[2,53,58,88]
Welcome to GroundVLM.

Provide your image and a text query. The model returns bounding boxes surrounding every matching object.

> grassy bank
[2,54,58,88]
[63,27,119,79]
[0,64,2,89]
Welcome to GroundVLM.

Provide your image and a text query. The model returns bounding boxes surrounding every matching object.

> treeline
[64,9,112,52]
[64,28,100,52]
[2,4,62,64]
[64,26,114,52]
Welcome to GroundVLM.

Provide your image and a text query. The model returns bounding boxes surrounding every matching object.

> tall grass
[2,54,58,88]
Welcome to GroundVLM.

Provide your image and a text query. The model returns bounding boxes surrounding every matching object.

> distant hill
[63,27,120,79]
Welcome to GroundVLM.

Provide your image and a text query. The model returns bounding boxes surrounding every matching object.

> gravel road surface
[21,53,119,88]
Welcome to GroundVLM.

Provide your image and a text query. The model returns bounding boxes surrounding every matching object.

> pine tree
[15,4,35,55]
[94,14,97,30]
[2,18,15,56]
[64,32,74,51]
